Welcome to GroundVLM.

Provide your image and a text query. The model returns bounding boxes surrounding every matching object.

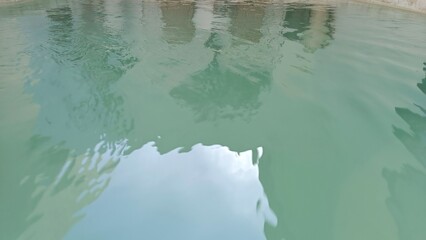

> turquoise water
[1,0,426,239]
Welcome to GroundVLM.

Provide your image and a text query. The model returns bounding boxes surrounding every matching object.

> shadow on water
[385,62,426,240]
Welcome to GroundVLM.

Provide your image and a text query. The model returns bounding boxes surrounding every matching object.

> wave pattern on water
[1,1,426,240]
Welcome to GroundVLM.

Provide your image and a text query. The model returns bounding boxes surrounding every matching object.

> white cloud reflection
[65,142,276,240]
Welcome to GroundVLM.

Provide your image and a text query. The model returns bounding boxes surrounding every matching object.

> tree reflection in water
[170,1,275,122]
[1,0,138,239]
[385,62,426,240]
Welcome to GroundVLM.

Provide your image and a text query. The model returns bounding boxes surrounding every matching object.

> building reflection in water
[229,2,265,44]
[283,4,335,52]
[385,62,426,240]
[160,1,196,44]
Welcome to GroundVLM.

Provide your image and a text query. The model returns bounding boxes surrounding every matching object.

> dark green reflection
[169,41,269,121]
[386,62,426,240]
[170,2,271,122]
[34,0,137,149]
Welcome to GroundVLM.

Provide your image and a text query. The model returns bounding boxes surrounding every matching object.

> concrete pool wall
[1,0,425,13]
[359,0,426,12]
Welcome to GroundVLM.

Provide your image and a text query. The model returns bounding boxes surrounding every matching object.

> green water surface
[1,0,426,239]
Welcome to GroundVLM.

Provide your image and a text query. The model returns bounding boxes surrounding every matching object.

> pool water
[1,0,426,239]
